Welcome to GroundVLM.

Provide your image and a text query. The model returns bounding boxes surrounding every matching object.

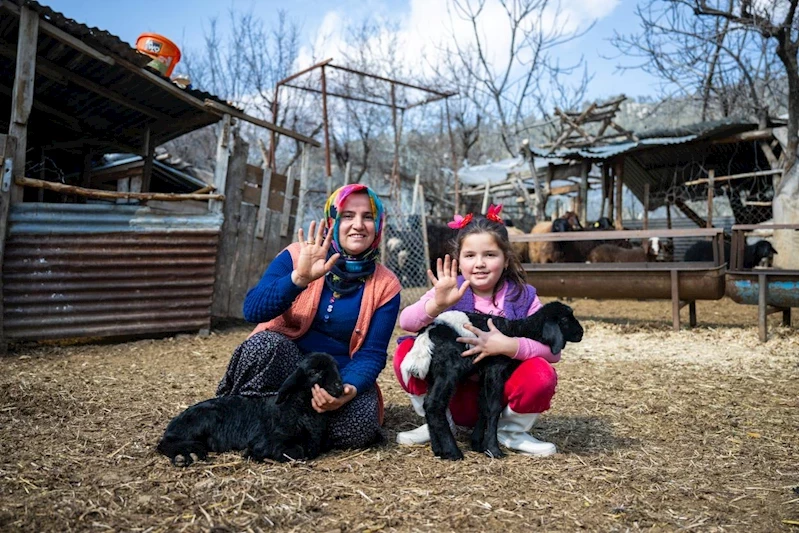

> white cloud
[296,0,621,80]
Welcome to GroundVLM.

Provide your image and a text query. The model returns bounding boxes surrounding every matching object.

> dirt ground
[1,297,797,532]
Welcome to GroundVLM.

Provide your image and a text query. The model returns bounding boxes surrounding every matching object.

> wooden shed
[0,0,318,353]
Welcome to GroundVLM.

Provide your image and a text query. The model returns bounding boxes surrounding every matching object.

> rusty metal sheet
[3,231,219,340]
[725,271,799,308]
[2,203,222,341]
[525,265,726,301]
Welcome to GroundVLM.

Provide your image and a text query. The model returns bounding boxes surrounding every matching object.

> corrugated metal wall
[2,203,222,340]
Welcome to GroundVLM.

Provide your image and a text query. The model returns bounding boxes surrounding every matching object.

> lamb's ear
[276,367,305,404]
[542,320,565,355]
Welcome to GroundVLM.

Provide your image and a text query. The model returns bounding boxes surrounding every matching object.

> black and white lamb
[157,352,344,466]
[400,301,584,461]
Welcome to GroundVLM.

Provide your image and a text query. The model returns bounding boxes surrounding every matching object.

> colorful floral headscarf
[322,184,386,294]
[324,184,385,261]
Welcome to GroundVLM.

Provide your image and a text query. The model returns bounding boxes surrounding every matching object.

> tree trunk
[773,32,799,268]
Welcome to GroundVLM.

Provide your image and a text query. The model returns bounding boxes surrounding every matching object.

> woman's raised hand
[427,254,470,312]
[292,219,340,288]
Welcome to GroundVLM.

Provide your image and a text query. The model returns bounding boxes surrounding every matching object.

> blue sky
[43,0,662,101]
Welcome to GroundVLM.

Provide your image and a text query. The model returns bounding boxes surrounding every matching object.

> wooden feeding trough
[725,223,799,342]
[511,228,727,331]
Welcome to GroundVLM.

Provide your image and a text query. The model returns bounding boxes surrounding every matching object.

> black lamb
[683,239,777,268]
[157,352,344,466]
[400,301,584,460]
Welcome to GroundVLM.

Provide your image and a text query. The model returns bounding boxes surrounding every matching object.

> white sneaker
[396,394,455,445]
[496,406,556,456]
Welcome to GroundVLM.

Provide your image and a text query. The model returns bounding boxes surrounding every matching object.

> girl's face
[458,232,508,297]
[337,193,376,256]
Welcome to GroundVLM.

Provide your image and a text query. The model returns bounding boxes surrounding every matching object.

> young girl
[392,207,561,456]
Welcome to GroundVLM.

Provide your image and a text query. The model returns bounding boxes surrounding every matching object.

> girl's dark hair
[453,216,528,302]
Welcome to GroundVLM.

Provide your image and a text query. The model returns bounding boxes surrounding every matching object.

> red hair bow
[486,204,504,224]
[447,212,473,229]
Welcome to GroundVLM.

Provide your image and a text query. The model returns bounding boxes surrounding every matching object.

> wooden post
[210,114,231,213]
[666,201,672,229]
[614,159,624,229]
[706,169,714,228]
[212,134,248,318]
[758,273,767,342]
[293,146,310,238]
[411,174,420,214]
[0,135,18,356]
[141,127,154,194]
[321,65,331,190]
[671,270,680,332]
[608,169,615,223]
[643,183,650,230]
[419,184,431,287]
[8,6,39,204]
[279,164,295,237]
[256,167,273,239]
[481,180,491,214]
[579,161,589,225]
[600,163,609,218]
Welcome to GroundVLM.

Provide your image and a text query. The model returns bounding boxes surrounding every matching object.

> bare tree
[447,0,592,156]
[177,9,319,172]
[614,0,799,265]
[611,1,785,123]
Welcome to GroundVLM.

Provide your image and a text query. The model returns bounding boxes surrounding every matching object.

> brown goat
[506,226,529,262]
[527,211,582,263]
[587,238,660,263]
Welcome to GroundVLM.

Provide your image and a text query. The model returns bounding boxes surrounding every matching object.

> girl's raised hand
[427,254,470,312]
[293,219,340,288]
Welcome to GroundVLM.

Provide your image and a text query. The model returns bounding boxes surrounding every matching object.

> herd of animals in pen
[383,211,779,290]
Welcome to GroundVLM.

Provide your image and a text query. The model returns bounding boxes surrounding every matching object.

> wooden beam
[15,176,224,201]
[760,141,779,169]
[684,168,782,186]
[203,100,320,147]
[711,128,773,144]
[8,5,38,204]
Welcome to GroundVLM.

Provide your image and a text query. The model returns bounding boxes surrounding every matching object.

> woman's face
[458,232,508,297]
[337,193,376,256]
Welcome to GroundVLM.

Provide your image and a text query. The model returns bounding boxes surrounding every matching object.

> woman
[217,184,401,449]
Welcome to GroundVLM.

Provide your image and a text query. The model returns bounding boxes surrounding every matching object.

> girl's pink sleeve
[399,287,438,332]
[513,294,561,363]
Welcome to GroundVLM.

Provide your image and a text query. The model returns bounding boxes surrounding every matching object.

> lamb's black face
[302,352,345,398]
[559,312,584,342]
[546,301,584,343]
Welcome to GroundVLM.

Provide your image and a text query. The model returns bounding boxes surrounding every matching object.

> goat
[528,211,583,263]
[683,239,777,268]
[506,225,529,262]
[157,352,344,466]
[400,302,584,460]
[587,238,660,263]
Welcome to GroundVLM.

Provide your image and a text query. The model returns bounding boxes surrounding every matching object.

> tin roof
[530,119,759,161]
[0,0,233,154]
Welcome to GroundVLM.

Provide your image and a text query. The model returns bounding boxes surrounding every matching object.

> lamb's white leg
[396,394,455,445]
